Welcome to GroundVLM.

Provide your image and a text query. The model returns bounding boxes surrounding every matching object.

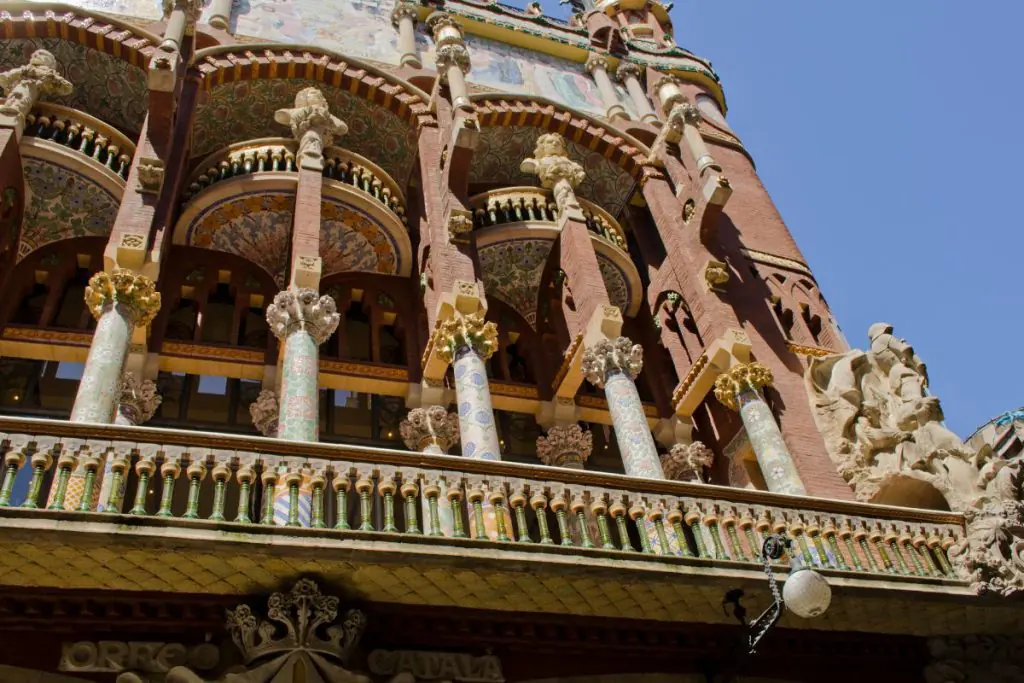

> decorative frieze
[581,336,643,388]
[266,288,340,345]
[537,424,593,469]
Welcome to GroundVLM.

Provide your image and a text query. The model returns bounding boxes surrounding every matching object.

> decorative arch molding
[475,223,642,328]
[190,44,432,128]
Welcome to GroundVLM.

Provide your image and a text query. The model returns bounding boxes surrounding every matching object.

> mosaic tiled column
[266,289,340,442]
[208,0,233,30]
[392,1,422,68]
[159,0,202,53]
[401,406,461,536]
[714,362,807,496]
[582,337,664,479]
[434,312,501,461]
[70,270,161,424]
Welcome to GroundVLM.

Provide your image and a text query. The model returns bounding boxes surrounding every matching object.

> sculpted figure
[520,133,586,216]
[0,49,73,123]
[274,87,348,167]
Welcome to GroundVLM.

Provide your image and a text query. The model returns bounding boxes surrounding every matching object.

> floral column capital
[614,60,643,83]
[428,13,471,77]
[249,389,280,438]
[537,424,593,469]
[666,101,701,128]
[274,87,348,168]
[581,336,643,388]
[117,372,162,425]
[433,312,498,363]
[266,288,340,345]
[391,0,420,27]
[584,53,611,74]
[0,49,73,128]
[84,269,161,328]
[661,441,714,482]
[400,405,460,452]
[713,362,774,411]
[520,133,586,216]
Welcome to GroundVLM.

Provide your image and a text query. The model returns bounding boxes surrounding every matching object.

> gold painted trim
[787,343,836,358]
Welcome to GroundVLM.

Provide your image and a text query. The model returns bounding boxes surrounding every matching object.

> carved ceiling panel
[192,79,419,185]
[0,38,148,137]
[18,158,119,261]
[469,125,634,217]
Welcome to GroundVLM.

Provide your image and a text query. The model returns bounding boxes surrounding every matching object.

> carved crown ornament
[274,87,348,168]
[249,389,280,438]
[433,312,499,363]
[661,441,714,482]
[400,405,460,452]
[84,269,162,328]
[581,336,643,388]
[266,288,341,345]
[712,361,773,411]
[117,372,162,426]
[536,424,593,468]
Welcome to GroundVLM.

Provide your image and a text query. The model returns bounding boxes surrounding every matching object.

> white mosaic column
[714,362,807,496]
[266,289,340,442]
[582,337,664,479]
[71,271,161,424]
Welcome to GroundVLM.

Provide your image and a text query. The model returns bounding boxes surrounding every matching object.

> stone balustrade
[468,187,628,251]
[182,137,407,224]
[0,416,965,586]
[22,102,135,180]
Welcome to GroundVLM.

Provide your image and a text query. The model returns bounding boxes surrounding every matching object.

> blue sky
[541,0,1024,437]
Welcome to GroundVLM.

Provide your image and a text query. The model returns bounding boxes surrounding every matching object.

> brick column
[70,271,161,424]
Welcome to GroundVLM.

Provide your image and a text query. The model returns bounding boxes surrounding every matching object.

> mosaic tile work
[69,305,133,424]
[272,472,314,528]
[47,460,103,511]
[320,197,401,277]
[192,79,418,184]
[277,331,320,442]
[604,371,664,479]
[18,158,119,261]
[185,191,294,287]
[477,236,633,326]
[469,125,634,217]
[0,38,148,136]
[453,347,500,462]
[737,389,806,496]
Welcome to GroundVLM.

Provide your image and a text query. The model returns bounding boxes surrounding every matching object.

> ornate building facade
[0,1,1019,681]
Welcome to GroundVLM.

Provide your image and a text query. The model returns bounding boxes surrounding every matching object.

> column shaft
[447,65,471,111]
[605,371,664,479]
[738,389,807,496]
[592,66,627,120]
[397,15,421,67]
[70,305,133,424]
[624,76,658,123]
[277,331,320,442]
[160,8,187,52]
[208,0,232,30]
[453,347,501,461]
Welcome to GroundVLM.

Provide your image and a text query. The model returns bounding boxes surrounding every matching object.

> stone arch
[468,93,651,217]
[871,472,953,511]
[188,45,431,184]
[0,3,158,136]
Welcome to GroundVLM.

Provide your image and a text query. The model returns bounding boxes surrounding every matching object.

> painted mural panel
[35,0,164,21]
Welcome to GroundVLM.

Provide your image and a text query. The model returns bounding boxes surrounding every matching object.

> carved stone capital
[436,43,471,78]
[581,336,643,388]
[273,87,348,168]
[0,49,73,127]
[248,389,280,437]
[661,441,714,482]
[427,12,464,42]
[537,424,593,469]
[136,157,165,194]
[668,101,701,127]
[84,269,161,328]
[117,372,162,425]
[447,212,474,242]
[266,288,340,345]
[391,0,419,28]
[713,362,773,411]
[519,133,585,215]
[615,60,643,83]
[584,53,610,74]
[433,312,498,363]
[701,259,730,291]
[400,405,460,452]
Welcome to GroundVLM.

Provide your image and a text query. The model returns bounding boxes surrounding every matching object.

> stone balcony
[0,415,1018,639]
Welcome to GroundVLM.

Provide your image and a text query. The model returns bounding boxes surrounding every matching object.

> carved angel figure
[520,133,586,215]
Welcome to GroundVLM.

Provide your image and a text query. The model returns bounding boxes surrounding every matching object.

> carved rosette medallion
[536,424,593,469]
[661,441,714,482]
[266,289,340,345]
[84,269,162,328]
[249,389,280,438]
[433,312,498,363]
[713,362,773,411]
[400,405,460,453]
[581,336,644,388]
[117,372,162,425]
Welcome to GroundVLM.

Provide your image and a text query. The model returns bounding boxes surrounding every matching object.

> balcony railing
[23,102,135,180]
[468,187,628,251]
[182,138,407,225]
[0,416,965,589]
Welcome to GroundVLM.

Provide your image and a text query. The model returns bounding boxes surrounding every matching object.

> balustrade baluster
[51,118,66,142]
[333,469,352,530]
[309,467,327,529]
[76,453,101,512]
[551,492,571,546]
[648,504,671,555]
[509,487,531,543]
[182,459,207,520]
[821,518,847,569]
[865,522,892,574]
[722,507,748,561]
[910,528,939,577]
[400,478,420,534]
[356,476,375,531]
[701,503,729,560]
[47,450,78,511]
[898,525,925,576]
[609,499,632,552]
[933,531,955,577]
[260,468,279,525]
[531,491,554,545]
[378,472,399,533]
[156,458,181,518]
[569,493,594,549]
[592,495,616,550]
[422,477,443,537]
[234,462,255,524]
[0,445,25,507]
[629,502,652,554]
[667,504,692,557]
[883,524,910,575]
[208,462,230,522]
[490,486,512,542]
[787,515,816,567]
[686,502,710,558]
[447,482,467,539]
[285,151,297,172]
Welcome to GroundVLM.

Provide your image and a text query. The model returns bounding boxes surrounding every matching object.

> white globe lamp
[782,567,832,619]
